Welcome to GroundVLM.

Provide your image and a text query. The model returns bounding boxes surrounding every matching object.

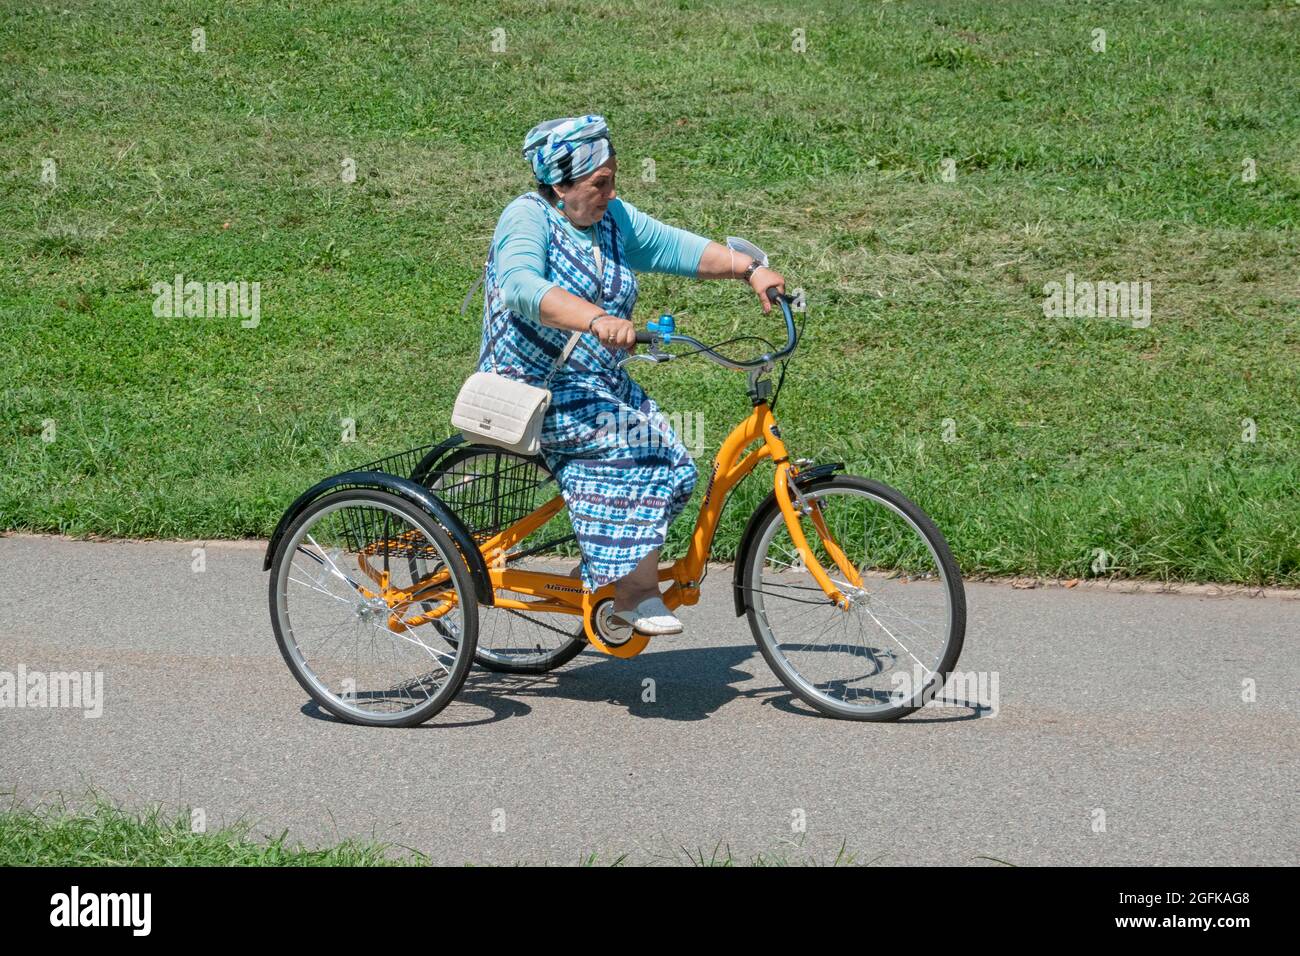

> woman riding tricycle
[264,114,965,726]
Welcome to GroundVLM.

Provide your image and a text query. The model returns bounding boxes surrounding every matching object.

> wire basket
[419,446,566,547]
[347,440,570,549]
[338,500,446,563]
[352,443,443,483]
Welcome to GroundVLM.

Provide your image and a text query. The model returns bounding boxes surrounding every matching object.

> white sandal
[610,595,683,636]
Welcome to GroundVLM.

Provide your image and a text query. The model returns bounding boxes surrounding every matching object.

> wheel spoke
[856,603,934,678]
[287,572,356,606]
[363,617,455,672]
[860,594,947,637]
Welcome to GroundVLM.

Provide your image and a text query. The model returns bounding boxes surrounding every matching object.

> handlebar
[630,286,796,371]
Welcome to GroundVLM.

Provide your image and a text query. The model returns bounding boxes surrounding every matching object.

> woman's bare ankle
[614,587,658,612]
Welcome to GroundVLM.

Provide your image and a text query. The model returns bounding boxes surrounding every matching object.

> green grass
[0,794,875,865]
[0,793,421,865]
[2,0,1297,583]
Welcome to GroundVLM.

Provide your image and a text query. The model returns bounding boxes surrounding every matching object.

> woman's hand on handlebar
[749,266,786,313]
[592,314,638,349]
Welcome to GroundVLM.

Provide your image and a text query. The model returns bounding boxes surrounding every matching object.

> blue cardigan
[491,193,711,322]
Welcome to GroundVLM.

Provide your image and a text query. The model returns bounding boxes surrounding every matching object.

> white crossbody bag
[453,234,604,457]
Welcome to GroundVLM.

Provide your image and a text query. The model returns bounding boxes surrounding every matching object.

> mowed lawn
[1,0,1296,583]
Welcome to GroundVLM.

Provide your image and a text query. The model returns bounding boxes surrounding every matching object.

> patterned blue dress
[478,192,698,591]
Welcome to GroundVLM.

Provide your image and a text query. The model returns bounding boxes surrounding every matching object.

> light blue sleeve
[492,196,558,324]
[611,198,711,277]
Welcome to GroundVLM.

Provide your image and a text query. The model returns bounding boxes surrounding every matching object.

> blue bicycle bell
[648,313,675,344]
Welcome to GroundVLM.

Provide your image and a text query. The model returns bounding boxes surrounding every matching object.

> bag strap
[470,196,603,385]
[470,259,582,385]
[460,262,487,315]
[538,220,603,386]
[547,226,603,383]
[545,330,583,386]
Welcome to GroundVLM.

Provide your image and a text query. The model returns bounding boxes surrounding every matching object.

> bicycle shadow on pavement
[297,645,986,728]
[448,643,986,725]
[452,643,759,723]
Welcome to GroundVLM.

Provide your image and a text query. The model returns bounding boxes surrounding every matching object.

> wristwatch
[740,258,762,282]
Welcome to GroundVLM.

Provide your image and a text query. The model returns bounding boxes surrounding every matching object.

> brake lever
[617,348,672,369]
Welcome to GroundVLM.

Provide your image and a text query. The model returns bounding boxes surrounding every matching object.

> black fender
[732,463,844,616]
[407,432,471,484]
[262,470,495,607]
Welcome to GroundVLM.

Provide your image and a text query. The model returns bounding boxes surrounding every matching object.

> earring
[557,198,565,209]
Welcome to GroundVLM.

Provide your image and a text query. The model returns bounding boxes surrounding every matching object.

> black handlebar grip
[765,285,785,306]
[634,331,653,344]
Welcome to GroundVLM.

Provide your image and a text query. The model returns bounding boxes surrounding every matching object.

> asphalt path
[1,534,1296,865]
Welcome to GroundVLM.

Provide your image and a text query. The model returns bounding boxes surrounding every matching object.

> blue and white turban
[522,114,613,186]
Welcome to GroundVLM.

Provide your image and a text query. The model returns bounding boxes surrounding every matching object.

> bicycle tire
[268,487,479,727]
[740,474,966,721]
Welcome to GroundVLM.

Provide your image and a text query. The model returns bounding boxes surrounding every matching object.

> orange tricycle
[265,289,966,726]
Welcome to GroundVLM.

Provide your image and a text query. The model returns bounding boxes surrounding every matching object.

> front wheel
[741,475,966,721]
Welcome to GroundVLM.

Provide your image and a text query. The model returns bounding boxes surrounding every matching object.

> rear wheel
[741,475,965,721]
[415,445,588,674]
[268,488,478,727]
